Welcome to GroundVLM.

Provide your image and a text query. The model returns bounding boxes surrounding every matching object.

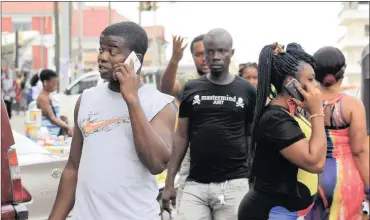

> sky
[85,1,344,64]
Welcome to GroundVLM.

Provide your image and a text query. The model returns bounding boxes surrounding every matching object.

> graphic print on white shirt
[80,112,131,137]
[73,83,174,220]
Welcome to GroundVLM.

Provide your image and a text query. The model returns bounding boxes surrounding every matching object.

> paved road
[10,114,172,220]
[10,114,26,134]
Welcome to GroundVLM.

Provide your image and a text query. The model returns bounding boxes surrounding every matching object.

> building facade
[1,2,167,72]
[337,1,369,85]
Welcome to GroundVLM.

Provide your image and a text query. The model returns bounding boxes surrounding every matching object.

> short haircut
[313,46,346,87]
[102,21,149,61]
[190,34,205,54]
[39,69,58,82]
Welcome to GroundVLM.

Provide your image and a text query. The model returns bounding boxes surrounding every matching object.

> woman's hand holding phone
[291,82,323,115]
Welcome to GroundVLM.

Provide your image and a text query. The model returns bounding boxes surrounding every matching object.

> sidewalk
[10,113,26,135]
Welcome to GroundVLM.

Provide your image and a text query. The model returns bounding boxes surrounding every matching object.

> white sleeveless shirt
[72,82,174,220]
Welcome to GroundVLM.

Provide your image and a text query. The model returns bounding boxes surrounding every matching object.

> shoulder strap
[324,93,348,128]
[323,93,347,106]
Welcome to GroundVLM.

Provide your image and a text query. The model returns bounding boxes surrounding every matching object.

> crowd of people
[3,20,368,220]
[1,67,30,118]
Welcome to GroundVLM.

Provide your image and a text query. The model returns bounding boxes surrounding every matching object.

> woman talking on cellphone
[305,46,369,220]
[238,43,327,219]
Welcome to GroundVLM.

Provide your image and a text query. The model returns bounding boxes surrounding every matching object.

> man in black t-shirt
[163,28,256,220]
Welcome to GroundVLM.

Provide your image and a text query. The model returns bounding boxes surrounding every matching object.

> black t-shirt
[250,105,315,206]
[179,75,256,183]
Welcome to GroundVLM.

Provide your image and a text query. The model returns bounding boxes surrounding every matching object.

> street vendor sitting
[35,69,73,137]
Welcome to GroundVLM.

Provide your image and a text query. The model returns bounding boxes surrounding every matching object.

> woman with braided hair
[238,43,327,219]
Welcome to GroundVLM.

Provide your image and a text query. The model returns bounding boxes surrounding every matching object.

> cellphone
[284,77,304,102]
[125,51,142,74]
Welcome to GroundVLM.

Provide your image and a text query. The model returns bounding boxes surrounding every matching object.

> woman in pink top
[306,46,369,219]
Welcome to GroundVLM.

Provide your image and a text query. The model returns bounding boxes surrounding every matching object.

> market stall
[24,107,71,154]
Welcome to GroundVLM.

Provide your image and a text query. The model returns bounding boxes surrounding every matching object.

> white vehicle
[54,71,103,124]
[53,65,194,125]
[12,130,69,220]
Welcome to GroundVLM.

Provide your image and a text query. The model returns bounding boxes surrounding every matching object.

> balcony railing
[338,3,369,25]
[339,2,369,17]
[345,64,362,76]
[338,36,369,50]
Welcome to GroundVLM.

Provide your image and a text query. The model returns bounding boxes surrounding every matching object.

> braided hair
[247,43,316,169]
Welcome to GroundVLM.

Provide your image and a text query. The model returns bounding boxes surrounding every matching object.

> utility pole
[78,2,84,74]
[138,2,159,67]
[361,44,369,136]
[138,2,142,25]
[60,2,71,91]
[54,2,60,79]
[14,30,19,68]
[108,2,112,25]
[152,6,159,66]
[40,16,44,69]
[138,2,157,25]
[68,2,73,83]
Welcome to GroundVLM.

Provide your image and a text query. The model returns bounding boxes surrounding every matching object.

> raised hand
[171,35,188,63]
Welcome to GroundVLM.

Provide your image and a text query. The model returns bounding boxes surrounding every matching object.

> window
[69,76,98,95]
[365,25,369,36]
[12,22,31,31]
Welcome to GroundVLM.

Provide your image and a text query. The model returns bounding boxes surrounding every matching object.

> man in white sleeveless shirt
[49,21,177,220]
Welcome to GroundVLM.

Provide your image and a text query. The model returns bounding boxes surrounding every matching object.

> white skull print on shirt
[178,75,257,183]
[193,95,201,105]
[236,97,244,108]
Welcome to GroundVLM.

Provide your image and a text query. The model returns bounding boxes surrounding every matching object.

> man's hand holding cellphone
[113,51,142,103]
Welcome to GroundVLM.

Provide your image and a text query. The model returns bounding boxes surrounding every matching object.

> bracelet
[309,113,325,120]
